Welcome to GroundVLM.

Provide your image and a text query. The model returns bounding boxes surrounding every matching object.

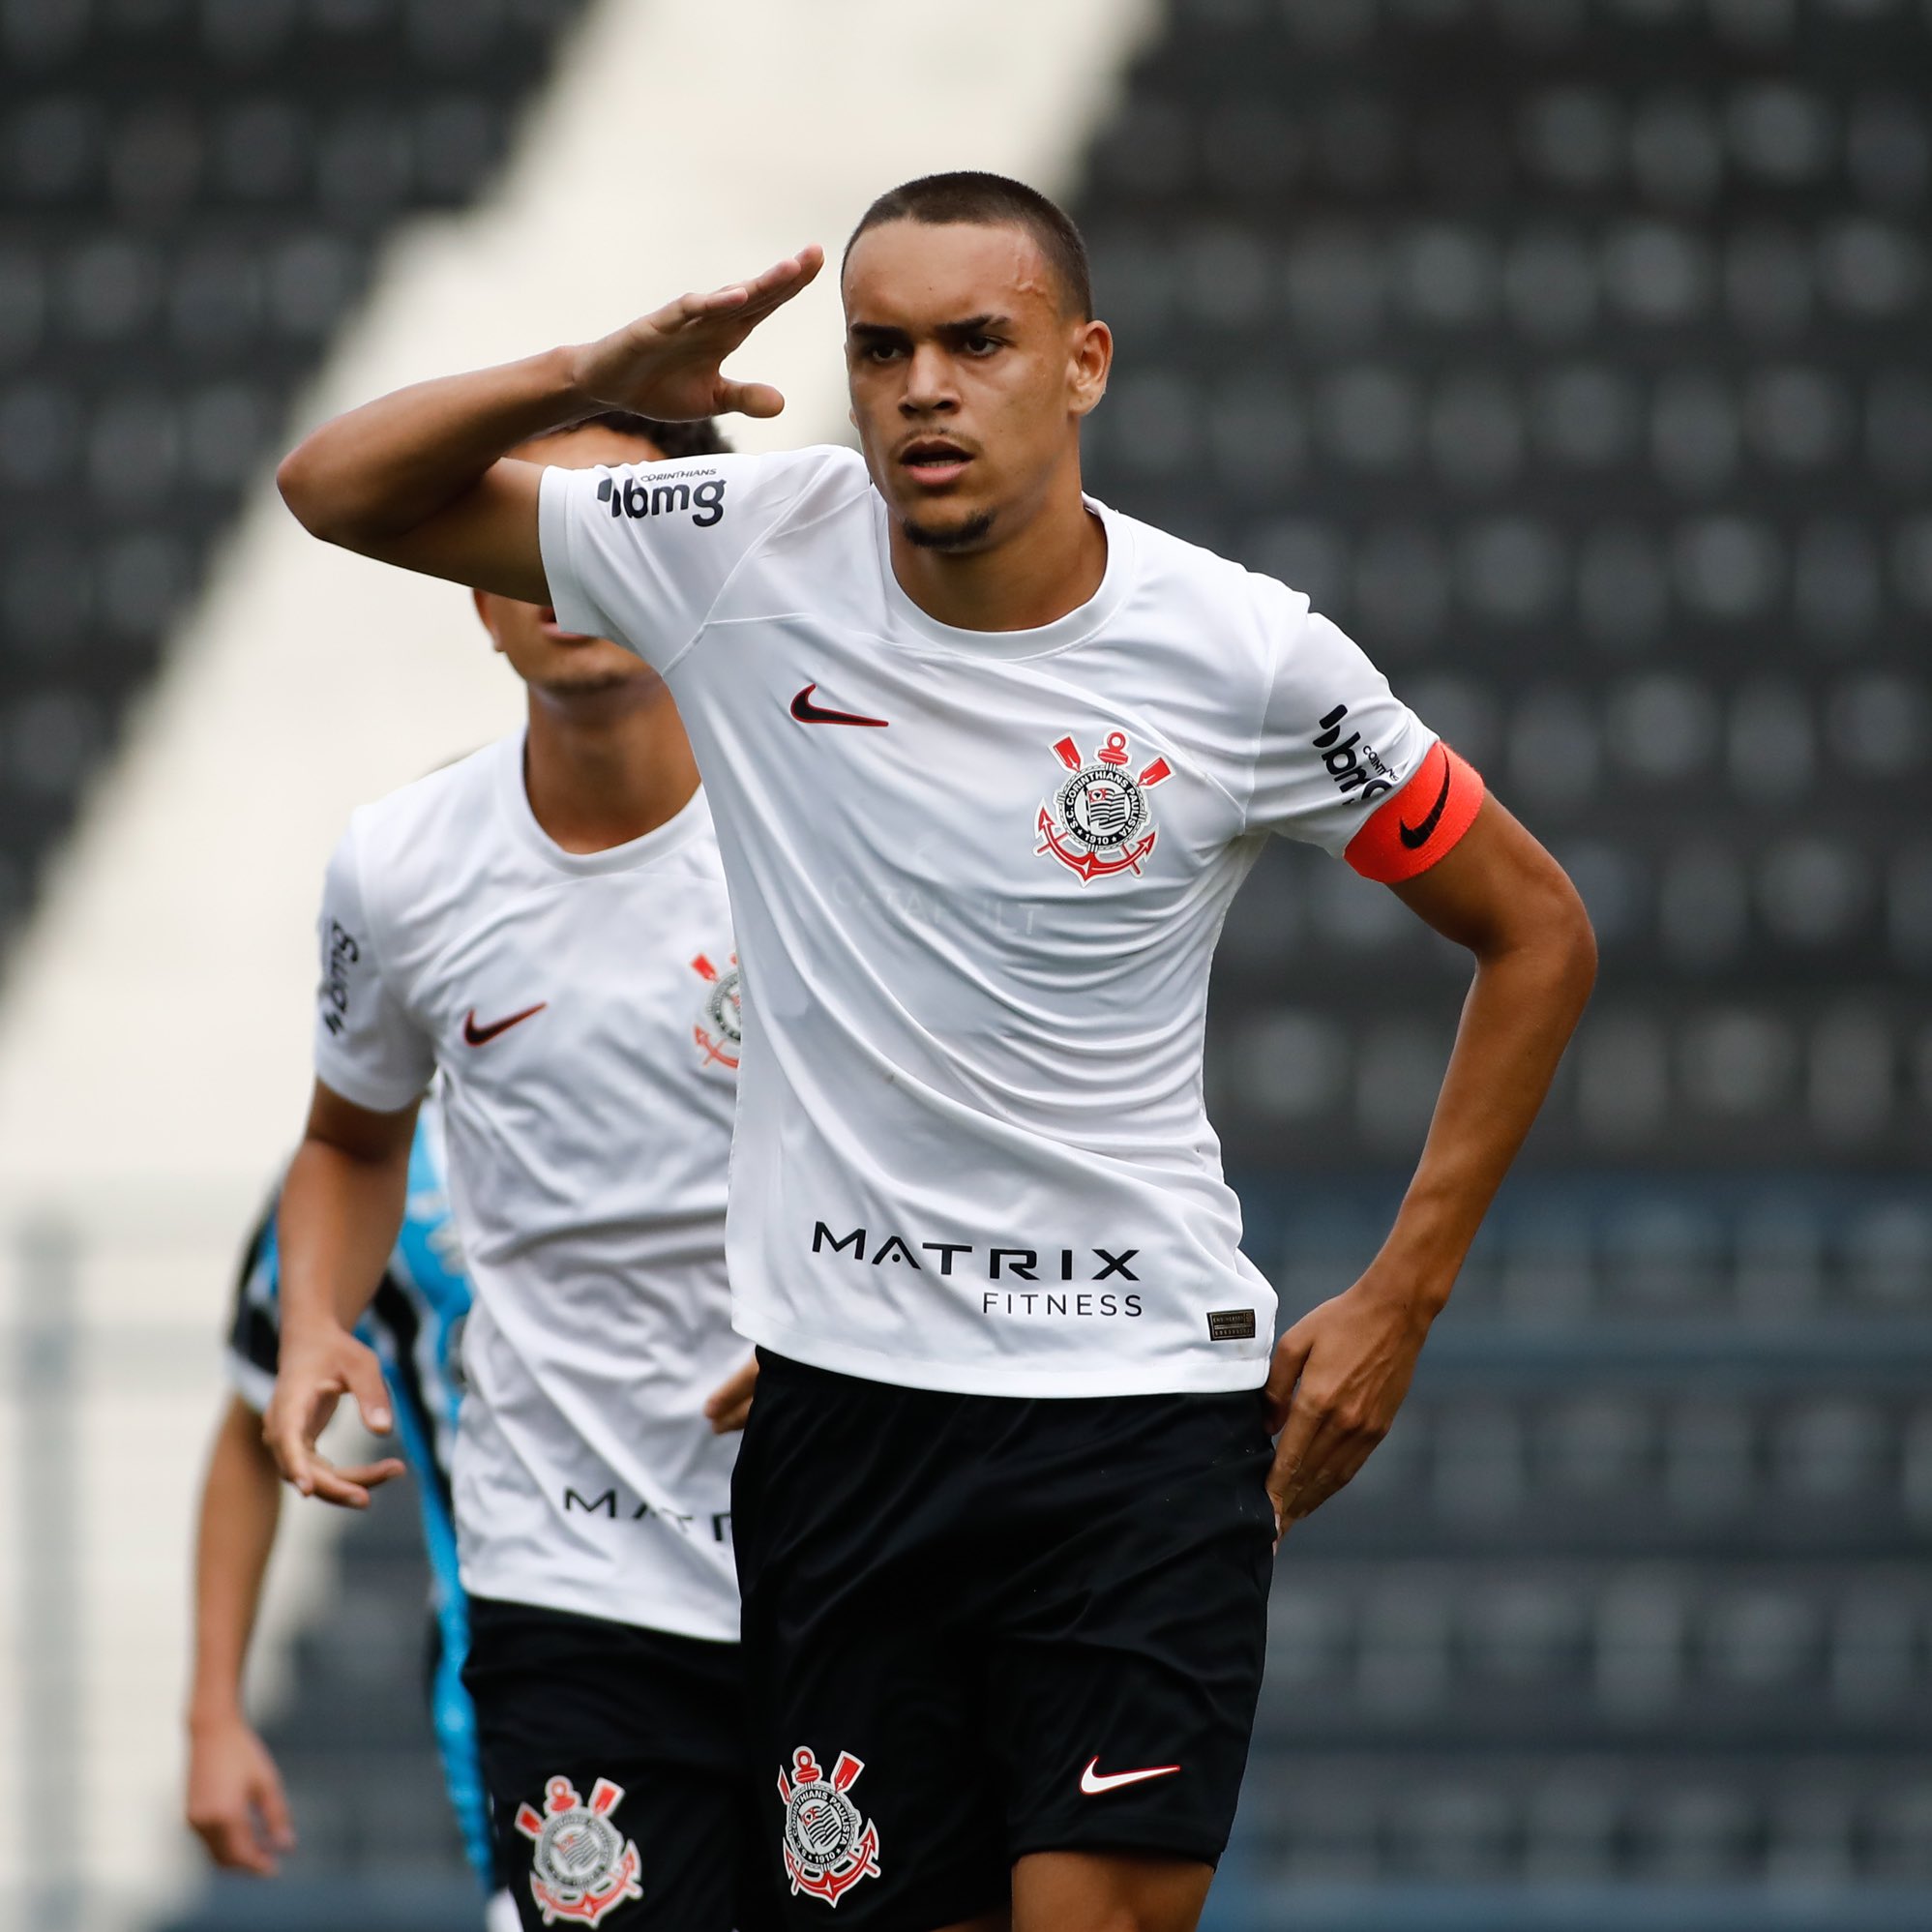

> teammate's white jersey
[539,447,1478,1399]
[314,736,743,1639]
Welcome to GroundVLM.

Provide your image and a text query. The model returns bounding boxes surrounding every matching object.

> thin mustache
[895,436,979,460]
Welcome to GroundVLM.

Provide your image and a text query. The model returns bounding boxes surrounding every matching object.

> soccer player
[274,175,1598,1932]
[185,1098,508,1925]
[264,412,769,1932]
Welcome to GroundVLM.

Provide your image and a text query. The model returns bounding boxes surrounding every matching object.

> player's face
[475,426,665,698]
[842,221,1111,555]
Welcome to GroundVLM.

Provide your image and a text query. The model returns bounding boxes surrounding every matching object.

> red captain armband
[1344,741,1484,884]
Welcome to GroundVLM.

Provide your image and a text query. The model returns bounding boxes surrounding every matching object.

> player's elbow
[276,442,340,543]
[1527,863,1598,1016]
[276,438,375,552]
[1472,849,1596,1014]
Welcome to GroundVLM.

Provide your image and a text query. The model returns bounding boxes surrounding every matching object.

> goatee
[902,509,996,553]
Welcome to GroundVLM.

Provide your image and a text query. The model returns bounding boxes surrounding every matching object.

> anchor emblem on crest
[777,1745,881,1907]
[1035,728,1172,884]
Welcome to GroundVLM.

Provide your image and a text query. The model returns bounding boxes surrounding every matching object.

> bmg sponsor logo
[1313,702,1394,807]
[596,470,727,527]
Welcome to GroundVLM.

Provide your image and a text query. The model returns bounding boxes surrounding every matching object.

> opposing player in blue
[184,1093,513,1927]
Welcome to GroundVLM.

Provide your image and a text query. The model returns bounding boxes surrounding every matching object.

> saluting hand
[262,1325,406,1509]
[570,246,824,425]
[1263,1271,1435,1542]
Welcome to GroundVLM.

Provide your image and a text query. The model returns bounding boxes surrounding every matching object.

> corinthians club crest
[777,1746,881,1907]
[691,952,742,1069]
[1035,729,1172,884]
[515,1775,643,1927]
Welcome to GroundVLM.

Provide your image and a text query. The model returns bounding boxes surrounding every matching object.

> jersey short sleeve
[312,818,435,1112]
[537,446,848,670]
[1246,595,1481,878]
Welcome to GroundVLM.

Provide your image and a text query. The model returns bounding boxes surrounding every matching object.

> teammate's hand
[702,1353,759,1434]
[262,1325,405,1508]
[568,247,824,424]
[186,1712,296,1876]
[1263,1274,1433,1543]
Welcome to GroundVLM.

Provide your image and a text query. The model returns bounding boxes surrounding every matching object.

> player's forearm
[188,1397,283,1729]
[1369,899,1596,1316]
[277,1134,409,1343]
[277,346,585,552]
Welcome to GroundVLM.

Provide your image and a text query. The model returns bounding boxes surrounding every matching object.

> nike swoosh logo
[1080,1758,1180,1797]
[790,682,889,728]
[462,1002,547,1047]
[1398,747,1453,849]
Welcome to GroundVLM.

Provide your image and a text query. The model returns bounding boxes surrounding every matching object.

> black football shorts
[732,1351,1276,1930]
[463,1596,776,1932]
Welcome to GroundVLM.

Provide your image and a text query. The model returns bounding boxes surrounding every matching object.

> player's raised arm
[275,247,823,601]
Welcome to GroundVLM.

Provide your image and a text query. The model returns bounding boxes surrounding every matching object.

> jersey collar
[870,493,1139,662]
[494,732,709,877]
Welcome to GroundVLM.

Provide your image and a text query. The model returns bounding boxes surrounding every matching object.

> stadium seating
[0,0,588,960]
[1076,0,1930,1176]
[1233,1173,1932,1902]
[1070,6,1931,1920]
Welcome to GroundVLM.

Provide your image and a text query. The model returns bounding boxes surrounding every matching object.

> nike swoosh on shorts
[1080,1758,1180,1796]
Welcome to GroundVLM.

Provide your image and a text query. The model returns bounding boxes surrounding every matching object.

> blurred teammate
[185,1097,510,1924]
[266,413,770,1932]
[276,175,1596,1932]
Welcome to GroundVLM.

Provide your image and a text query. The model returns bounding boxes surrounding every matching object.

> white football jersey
[539,447,1477,1399]
[313,736,743,1639]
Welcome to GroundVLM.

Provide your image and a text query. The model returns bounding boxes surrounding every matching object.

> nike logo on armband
[462,1002,548,1047]
[1343,741,1484,886]
[790,683,890,728]
[1397,747,1454,849]
[1080,1758,1181,1797]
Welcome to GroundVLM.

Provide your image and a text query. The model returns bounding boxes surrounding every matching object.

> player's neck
[521,687,698,855]
[887,469,1107,634]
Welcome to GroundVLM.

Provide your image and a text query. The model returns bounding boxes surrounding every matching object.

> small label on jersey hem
[1206,1309,1257,1342]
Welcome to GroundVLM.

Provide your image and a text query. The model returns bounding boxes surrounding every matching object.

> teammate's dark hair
[845,172,1093,321]
[574,410,731,460]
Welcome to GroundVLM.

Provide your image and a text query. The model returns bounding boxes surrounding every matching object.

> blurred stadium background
[0,0,1927,1928]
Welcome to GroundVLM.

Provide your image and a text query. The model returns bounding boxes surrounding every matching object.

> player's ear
[471,587,504,653]
[1069,318,1112,418]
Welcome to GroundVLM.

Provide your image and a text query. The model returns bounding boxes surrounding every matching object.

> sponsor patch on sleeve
[318,918,362,1036]
[1344,741,1483,884]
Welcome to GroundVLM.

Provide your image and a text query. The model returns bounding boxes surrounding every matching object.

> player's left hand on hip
[1263,1274,1434,1544]
[702,1353,759,1434]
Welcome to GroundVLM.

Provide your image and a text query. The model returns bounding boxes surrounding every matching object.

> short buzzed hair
[575,409,730,461]
[845,171,1093,321]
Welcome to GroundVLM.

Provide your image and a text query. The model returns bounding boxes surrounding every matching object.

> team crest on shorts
[776,1746,881,1907]
[691,952,742,1069]
[1035,729,1172,883]
[515,1774,643,1926]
